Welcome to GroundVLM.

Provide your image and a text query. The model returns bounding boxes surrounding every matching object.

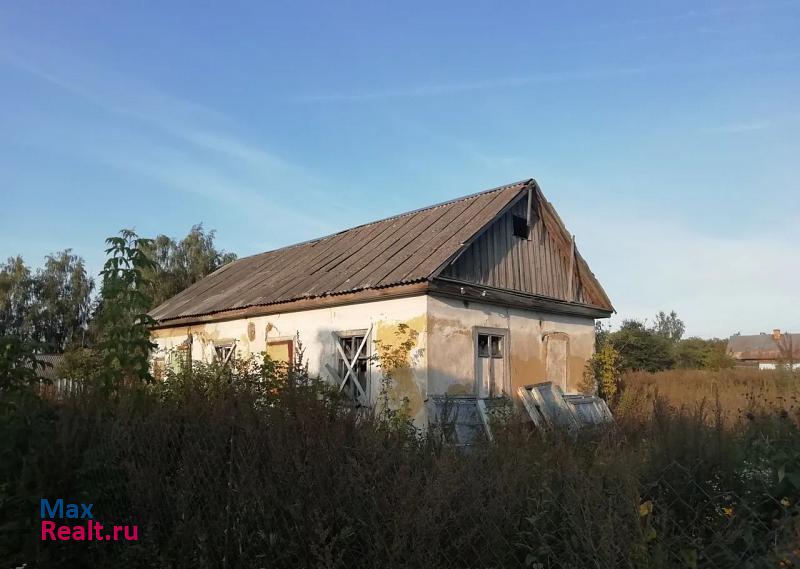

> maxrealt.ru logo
[40,499,138,541]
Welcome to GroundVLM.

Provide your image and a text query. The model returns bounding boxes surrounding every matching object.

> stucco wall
[152,293,597,425]
[151,295,429,422]
[426,295,596,396]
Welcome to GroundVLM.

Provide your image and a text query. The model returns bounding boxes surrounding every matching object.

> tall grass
[2,361,799,568]
[622,368,800,423]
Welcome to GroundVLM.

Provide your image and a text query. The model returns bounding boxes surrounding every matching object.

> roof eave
[430,277,614,319]
[151,281,430,329]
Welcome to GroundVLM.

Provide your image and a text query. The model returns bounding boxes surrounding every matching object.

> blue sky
[1,1,798,338]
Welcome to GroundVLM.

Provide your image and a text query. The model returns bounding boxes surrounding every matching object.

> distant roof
[151,179,611,324]
[727,333,800,361]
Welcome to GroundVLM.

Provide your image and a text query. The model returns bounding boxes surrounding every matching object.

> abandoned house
[727,330,800,370]
[149,179,614,425]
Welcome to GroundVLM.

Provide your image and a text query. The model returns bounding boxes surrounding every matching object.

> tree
[673,337,708,369]
[0,256,34,339]
[609,320,674,372]
[0,335,50,393]
[95,229,157,388]
[674,337,734,370]
[143,224,236,308]
[652,310,685,343]
[30,250,94,351]
[0,252,93,351]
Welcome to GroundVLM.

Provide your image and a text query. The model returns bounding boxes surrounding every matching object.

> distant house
[149,179,614,425]
[727,330,800,370]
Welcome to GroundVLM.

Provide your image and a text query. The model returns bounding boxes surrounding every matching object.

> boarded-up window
[214,343,235,363]
[267,340,293,364]
[336,333,370,403]
[544,333,569,391]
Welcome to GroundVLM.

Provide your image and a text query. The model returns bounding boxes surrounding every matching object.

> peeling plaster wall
[426,295,596,396]
[152,293,597,426]
[151,296,429,423]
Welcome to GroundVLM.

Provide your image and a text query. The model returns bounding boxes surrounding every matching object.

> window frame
[266,338,294,365]
[334,328,372,404]
[473,326,510,397]
[213,342,236,363]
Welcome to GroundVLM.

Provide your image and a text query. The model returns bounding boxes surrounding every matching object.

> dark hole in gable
[512,215,529,239]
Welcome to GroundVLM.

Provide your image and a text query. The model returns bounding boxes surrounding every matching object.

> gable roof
[727,333,800,361]
[150,179,612,325]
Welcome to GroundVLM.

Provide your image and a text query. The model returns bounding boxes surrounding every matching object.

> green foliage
[604,311,734,373]
[0,256,34,338]
[652,309,685,343]
[95,229,157,388]
[142,224,236,309]
[582,322,622,400]
[674,337,734,370]
[607,311,735,372]
[0,251,93,351]
[609,319,675,372]
[0,335,50,393]
[582,342,622,402]
[60,347,104,385]
[372,323,420,435]
[1,226,232,355]
[31,250,94,350]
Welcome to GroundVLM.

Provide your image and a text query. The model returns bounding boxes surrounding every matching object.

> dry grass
[621,368,800,422]
[4,363,800,567]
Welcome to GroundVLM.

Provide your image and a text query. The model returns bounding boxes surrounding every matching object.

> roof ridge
[233,178,532,263]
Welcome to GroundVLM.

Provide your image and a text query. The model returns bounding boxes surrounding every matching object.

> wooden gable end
[438,190,612,311]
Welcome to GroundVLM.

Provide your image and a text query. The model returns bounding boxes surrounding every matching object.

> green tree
[674,337,734,370]
[652,310,685,343]
[0,252,93,351]
[30,250,94,351]
[0,256,34,339]
[95,229,157,388]
[143,224,236,308]
[609,320,675,372]
[673,337,708,369]
[0,335,49,393]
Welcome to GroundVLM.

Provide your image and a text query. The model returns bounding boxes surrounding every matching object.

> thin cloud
[701,120,774,134]
[295,66,648,102]
[295,51,800,103]
[571,209,800,338]
[0,41,350,232]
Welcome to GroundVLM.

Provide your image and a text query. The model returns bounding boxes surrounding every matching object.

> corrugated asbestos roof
[150,180,531,323]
